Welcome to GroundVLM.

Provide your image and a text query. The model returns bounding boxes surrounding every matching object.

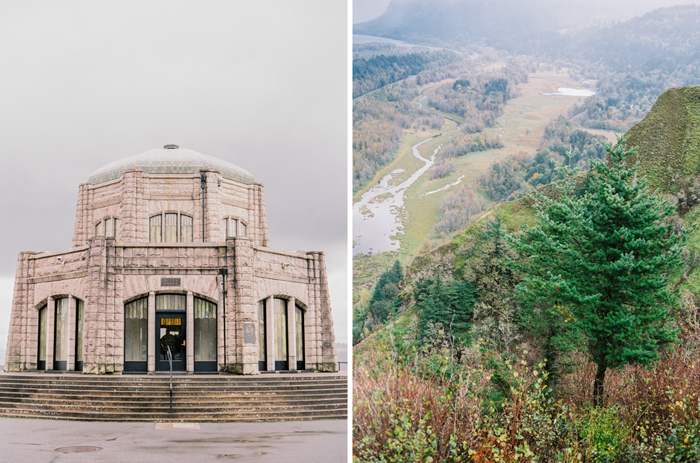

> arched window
[95,217,120,239]
[273,298,288,370]
[124,297,148,372]
[53,297,69,371]
[257,297,304,371]
[150,213,194,243]
[194,297,217,372]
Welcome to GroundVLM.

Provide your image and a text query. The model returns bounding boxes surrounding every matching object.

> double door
[156,313,186,371]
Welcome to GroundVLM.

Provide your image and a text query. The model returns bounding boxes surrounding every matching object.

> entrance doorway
[156,313,186,371]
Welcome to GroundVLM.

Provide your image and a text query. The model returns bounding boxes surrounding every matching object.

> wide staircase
[0,373,348,422]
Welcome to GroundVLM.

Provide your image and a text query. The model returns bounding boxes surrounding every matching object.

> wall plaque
[161,278,181,287]
[243,323,256,344]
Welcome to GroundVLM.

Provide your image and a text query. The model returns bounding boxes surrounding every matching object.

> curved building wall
[5,151,335,375]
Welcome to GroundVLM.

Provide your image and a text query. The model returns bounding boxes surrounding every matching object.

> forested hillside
[354,87,700,461]
[353,50,460,98]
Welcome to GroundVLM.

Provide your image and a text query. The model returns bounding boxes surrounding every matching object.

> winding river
[353,135,447,255]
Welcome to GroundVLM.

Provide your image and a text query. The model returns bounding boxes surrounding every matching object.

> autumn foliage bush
[354,332,700,462]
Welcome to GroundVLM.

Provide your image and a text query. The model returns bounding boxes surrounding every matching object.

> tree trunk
[593,362,606,407]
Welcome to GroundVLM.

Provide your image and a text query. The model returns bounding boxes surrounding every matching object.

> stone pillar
[253,183,269,247]
[317,252,337,372]
[186,291,194,373]
[148,291,156,372]
[232,236,255,374]
[207,172,222,242]
[72,183,89,247]
[67,296,76,371]
[84,236,108,374]
[265,296,274,372]
[46,297,55,370]
[5,251,36,372]
[121,169,145,244]
[287,297,297,371]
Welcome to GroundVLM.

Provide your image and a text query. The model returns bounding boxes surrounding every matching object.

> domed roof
[87,146,254,185]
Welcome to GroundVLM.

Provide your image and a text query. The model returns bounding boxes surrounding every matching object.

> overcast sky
[0,0,349,358]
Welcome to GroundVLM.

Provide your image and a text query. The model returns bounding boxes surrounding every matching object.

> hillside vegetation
[354,87,700,461]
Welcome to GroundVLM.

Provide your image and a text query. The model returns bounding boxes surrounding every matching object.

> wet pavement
[0,417,348,462]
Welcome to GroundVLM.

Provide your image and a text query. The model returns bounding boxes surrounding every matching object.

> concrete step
[0,373,348,422]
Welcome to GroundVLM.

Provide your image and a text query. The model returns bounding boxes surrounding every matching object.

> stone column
[5,251,36,372]
[72,183,89,247]
[265,296,274,371]
[148,291,156,372]
[287,297,297,371]
[46,297,55,370]
[316,252,337,372]
[186,291,194,373]
[232,236,255,374]
[67,296,76,371]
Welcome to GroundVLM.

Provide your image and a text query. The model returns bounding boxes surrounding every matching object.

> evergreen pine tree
[510,140,685,406]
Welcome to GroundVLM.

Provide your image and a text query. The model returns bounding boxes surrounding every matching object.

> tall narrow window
[194,297,217,371]
[95,221,103,236]
[274,298,288,370]
[75,299,84,371]
[230,219,238,237]
[113,218,120,240]
[296,305,305,370]
[54,298,69,370]
[37,305,47,370]
[222,218,228,240]
[149,215,162,242]
[164,213,178,242]
[258,300,266,371]
[105,218,113,237]
[124,297,148,371]
[180,215,193,242]
[241,222,247,236]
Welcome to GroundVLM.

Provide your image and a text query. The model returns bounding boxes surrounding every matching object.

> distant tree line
[353,50,460,98]
[478,117,608,201]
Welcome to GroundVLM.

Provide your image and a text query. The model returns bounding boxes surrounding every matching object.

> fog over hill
[355,0,700,48]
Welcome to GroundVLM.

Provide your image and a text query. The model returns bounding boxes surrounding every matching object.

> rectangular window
[222,218,228,239]
[258,300,266,362]
[156,294,186,311]
[296,306,304,361]
[240,222,247,236]
[274,298,287,362]
[105,218,112,237]
[149,215,162,242]
[194,298,217,362]
[95,221,103,236]
[114,218,119,241]
[164,213,178,242]
[230,219,238,237]
[76,299,84,363]
[38,306,47,362]
[54,298,69,362]
[124,298,148,362]
[180,215,193,242]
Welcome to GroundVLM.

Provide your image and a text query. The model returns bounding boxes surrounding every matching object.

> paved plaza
[0,417,348,462]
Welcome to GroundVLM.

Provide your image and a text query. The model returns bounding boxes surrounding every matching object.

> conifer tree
[510,140,685,406]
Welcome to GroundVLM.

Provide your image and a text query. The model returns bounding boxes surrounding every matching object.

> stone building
[4,145,337,374]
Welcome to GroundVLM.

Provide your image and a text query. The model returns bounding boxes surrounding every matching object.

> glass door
[156,313,186,371]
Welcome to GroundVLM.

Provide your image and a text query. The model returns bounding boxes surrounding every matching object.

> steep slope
[623,86,700,190]
[406,86,700,284]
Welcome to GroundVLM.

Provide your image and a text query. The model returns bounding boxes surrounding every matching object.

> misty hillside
[356,1,700,72]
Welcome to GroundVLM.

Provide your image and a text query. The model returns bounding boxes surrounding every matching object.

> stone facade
[4,147,337,374]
